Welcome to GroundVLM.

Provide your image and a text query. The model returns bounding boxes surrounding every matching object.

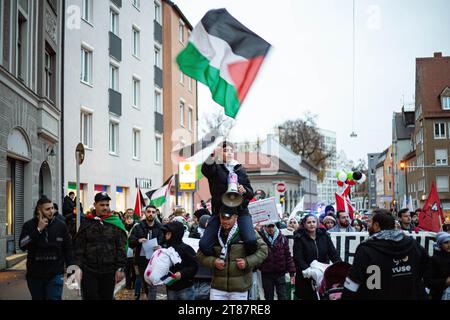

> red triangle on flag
[134,188,143,217]
[228,55,266,103]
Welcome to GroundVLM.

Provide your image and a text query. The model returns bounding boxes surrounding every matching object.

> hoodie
[343,229,429,300]
[162,222,198,291]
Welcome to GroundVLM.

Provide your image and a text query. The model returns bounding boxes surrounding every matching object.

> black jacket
[128,220,164,268]
[201,157,254,215]
[293,228,341,300]
[19,217,74,279]
[342,233,429,300]
[62,196,75,216]
[424,249,450,300]
[73,212,127,274]
[162,222,198,291]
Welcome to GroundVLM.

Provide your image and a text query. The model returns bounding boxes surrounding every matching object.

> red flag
[335,190,355,220]
[134,188,145,217]
[418,182,445,232]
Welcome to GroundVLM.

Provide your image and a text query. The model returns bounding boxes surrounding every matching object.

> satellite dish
[350,131,358,138]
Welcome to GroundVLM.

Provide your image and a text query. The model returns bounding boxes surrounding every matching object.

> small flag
[161,272,179,286]
[146,176,174,208]
[176,9,271,118]
[134,188,145,217]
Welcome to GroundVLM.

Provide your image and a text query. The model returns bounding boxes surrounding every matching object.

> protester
[328,210,355,232]
[161,221,198,300]
[352,219,365,232]
[424,232,450,300]
[258,223,296,300]
[412,209,421,227]
[124,212,138,290]
[323,216,336,231]
[287,217,299,232]
[293,214,341,300]
[342,209,429,300]
[162,217,170,225]
[319,205,336,224]
[197,205,268,300]
[189,208,210,235]
[128,205,163,300]
[62,192,76,217]
[199,141,256,257]
[19,196,74,300]
[398,208,415,232]
[190,215,210,239]
[73,192,127,300]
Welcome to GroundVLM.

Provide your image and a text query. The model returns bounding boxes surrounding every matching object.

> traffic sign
[276,182,286,193]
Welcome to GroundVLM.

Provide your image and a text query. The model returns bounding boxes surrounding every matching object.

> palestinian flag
[134,188,145,217]
[146,176,174,208]
[418,182,445,232]
[176,9,271,118]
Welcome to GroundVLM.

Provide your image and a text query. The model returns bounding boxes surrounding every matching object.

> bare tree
[278,113,335,182]
[201,110,234,137]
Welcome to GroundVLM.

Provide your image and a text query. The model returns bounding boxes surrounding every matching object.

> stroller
[317,261,351,300]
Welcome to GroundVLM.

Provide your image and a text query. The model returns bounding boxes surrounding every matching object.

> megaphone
[222,172,243,207]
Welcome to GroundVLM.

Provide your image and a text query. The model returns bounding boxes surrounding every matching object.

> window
[17,11,28,82]
[155,136,161,163]
[110,9,119,35]
[188,107,193,131]
[109,64,119,90]
[154,46,161,68]
[443,97,450,110]
[132,27,140,57]
[80,47,92,84]
[179,71,184,85]
[188,77,192,92]
[80,112,93,148]
[388,166,391,174]
[132,129,140,159]
[154,1,161,23]
[44,47,55,101]
[435,149,448,166]
[109,121,119,154]
[178,21,184,43]
[132,77,140,108]
[155,90,162,113]
[436,176,449,192]
[132,0,140,9]
[388,182,392,190]
[180,101,185,126]
[434,122,446,139]
[82,0,93,23]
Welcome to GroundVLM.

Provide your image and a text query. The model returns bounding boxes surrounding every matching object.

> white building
[317,129,337,205]
[63,0,163,212]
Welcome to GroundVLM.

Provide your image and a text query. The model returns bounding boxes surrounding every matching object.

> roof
[300,158,320,173]
[164,0,194,30]
[394,112,415,140]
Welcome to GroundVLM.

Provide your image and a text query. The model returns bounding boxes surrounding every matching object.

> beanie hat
[435,232,450,250]
[323,215,336,225]
[199,215,210,229]
[325,205,335,213]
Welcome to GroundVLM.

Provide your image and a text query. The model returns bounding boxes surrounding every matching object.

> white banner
[248,197,280,226]
[285,231,437,264]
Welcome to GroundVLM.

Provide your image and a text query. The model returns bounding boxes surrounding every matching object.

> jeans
[27,274,64,300]
[167,286,195,300]
[199,214,257,256]
[261,273,288,300]
[125,258,136,289]
[134,276,142,297]
[137,264,157,300]
[81,269,116,300]
[194,281,211,300]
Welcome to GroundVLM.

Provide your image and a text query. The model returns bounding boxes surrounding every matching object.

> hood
[363,230,415,258]
[162,221,185,244]
[199,215,210,229]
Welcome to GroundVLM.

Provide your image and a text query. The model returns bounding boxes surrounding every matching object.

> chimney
[434,52,442,58]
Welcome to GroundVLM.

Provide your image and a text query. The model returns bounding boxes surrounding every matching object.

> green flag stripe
[176,42,241,118]
[150,196,166,208]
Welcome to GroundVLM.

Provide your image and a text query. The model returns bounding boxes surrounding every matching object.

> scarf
[218,222,239,260]
[368,229,404,242]
[263,227,279,247]
[86,211,128,251]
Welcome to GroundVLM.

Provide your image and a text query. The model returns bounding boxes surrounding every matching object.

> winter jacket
[293,228,341,299]
[197,231,268,292]
[128,219,164,268]
[201,157,254,215]
[62,196,75,216]
[258,230,296,276]
[342,230,429,300]
[328,224,355,232]
[424,249,450,300]
[161,222,198,291]
[19,217,74,279]
[73,211,127,274]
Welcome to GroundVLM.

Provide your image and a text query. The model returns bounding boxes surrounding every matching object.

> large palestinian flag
[145,176,174,208]
[176,9,271,118]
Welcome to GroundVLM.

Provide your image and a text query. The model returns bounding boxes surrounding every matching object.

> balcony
[155,112,164,133]
[154,20,163,44]
[109,32,122,62]
[109,89,122,116]
[154,65,163,89]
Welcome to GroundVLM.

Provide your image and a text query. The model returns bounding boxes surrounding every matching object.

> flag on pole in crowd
[418,182,445,232]
[408,194,414,212]
[335,188,355,220]
[134,188,145,217]
[176,9,271,118]
[145,176,174,208]
[402,194,407,210]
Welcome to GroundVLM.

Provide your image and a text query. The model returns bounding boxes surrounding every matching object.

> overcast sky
[175,0,450,162]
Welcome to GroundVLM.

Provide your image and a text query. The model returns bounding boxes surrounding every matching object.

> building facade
[63,0,162,212]
[162,0,197,214]
[367,152,380,208]
[317,129,337,205]
[1,0,63,269]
